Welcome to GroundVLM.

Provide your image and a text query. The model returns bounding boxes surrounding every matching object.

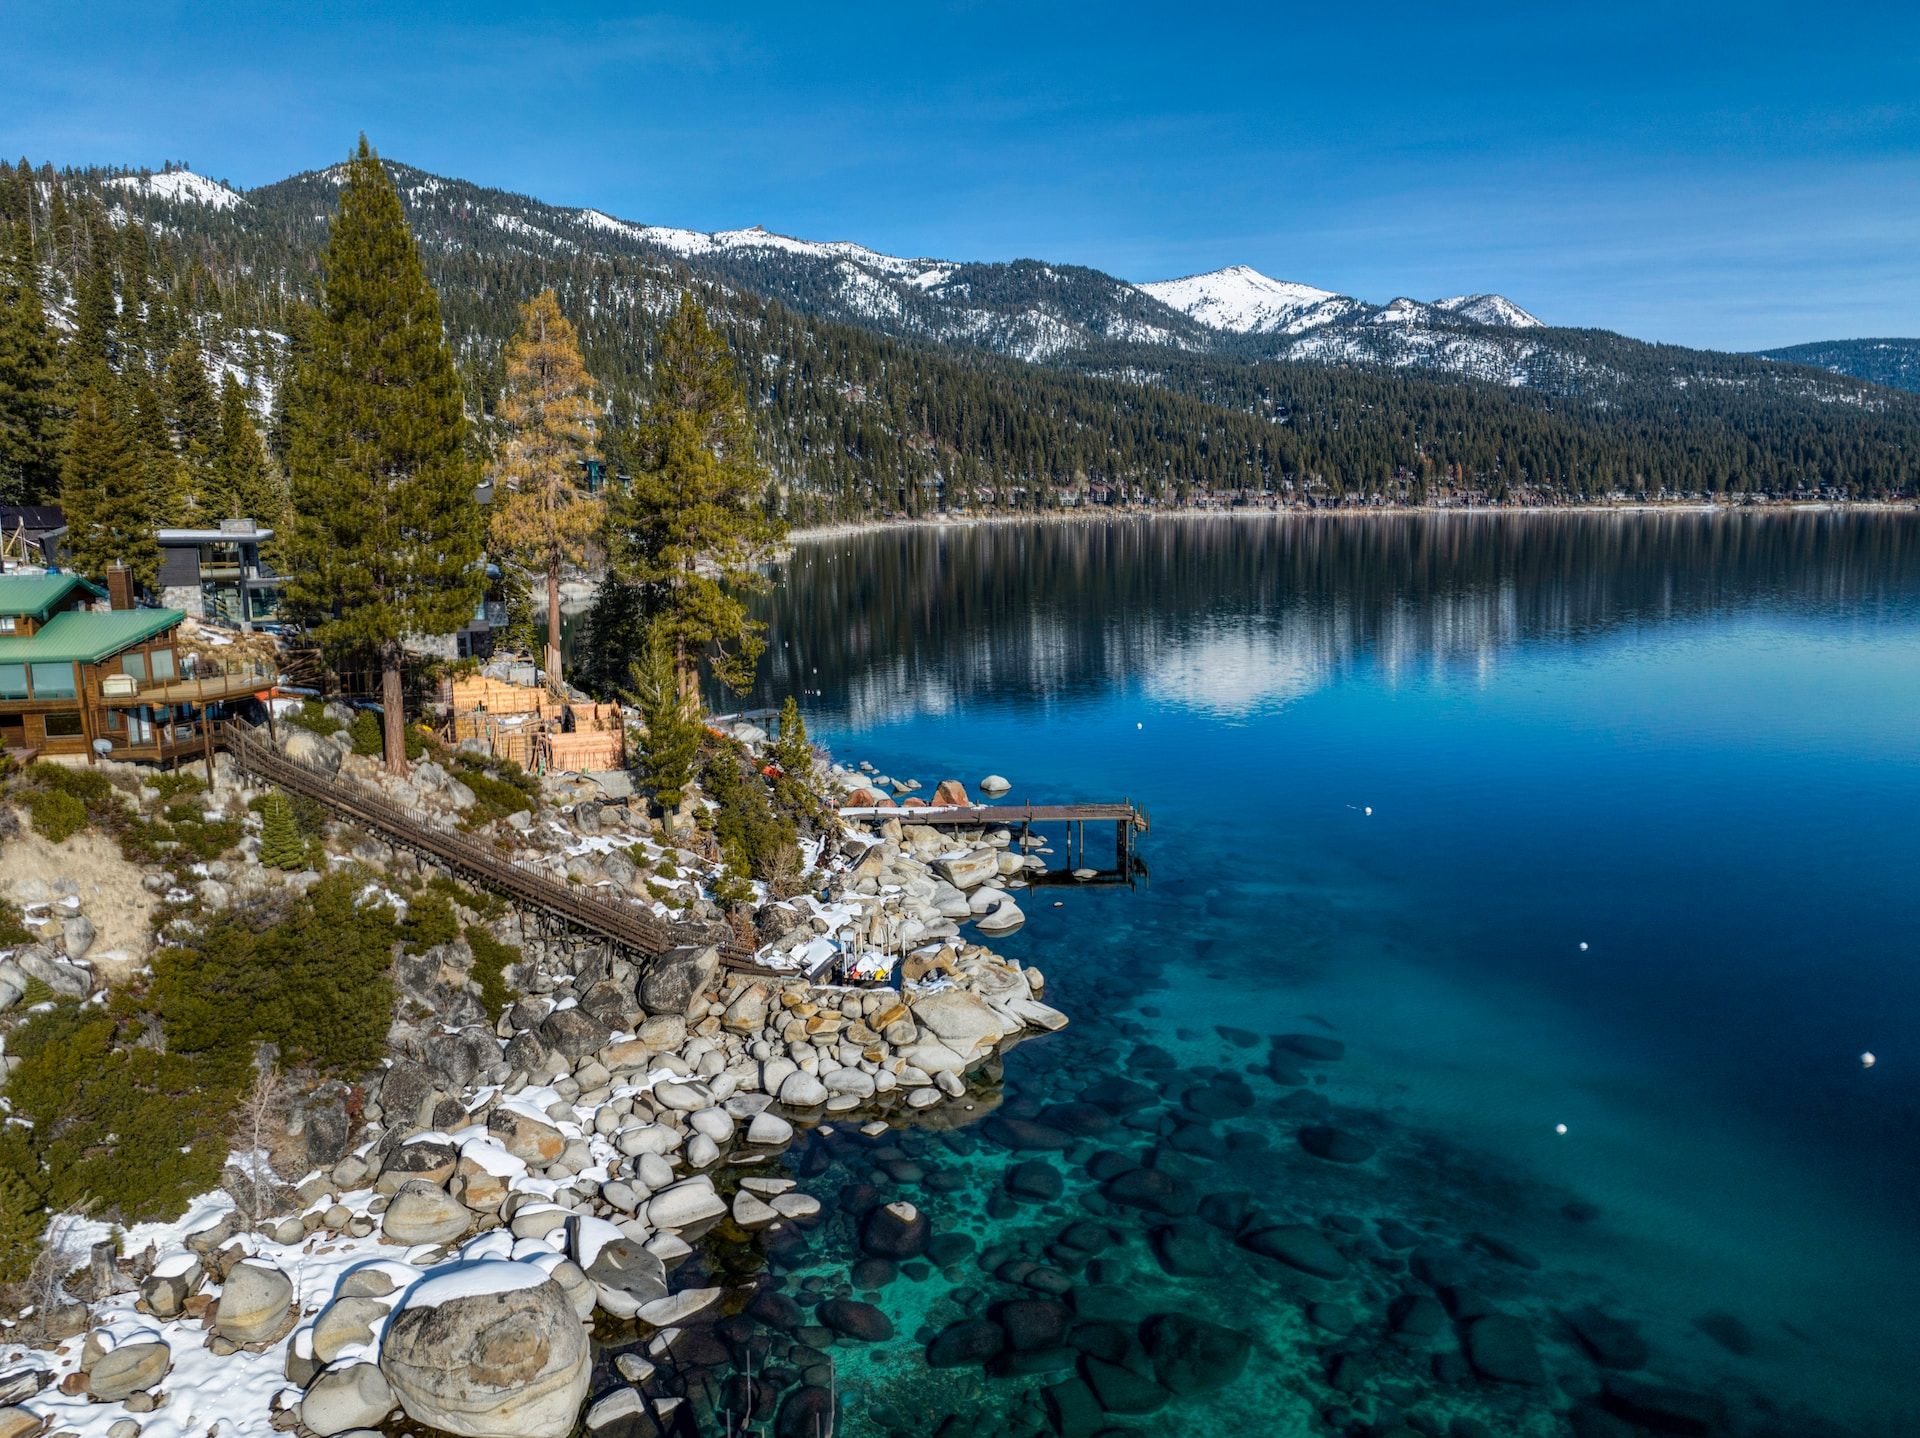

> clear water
[648,513,1920,1438]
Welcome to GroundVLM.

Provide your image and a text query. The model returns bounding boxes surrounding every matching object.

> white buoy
[1861,1052,1877,1069]
[1554,1123,1568,1135]
[1364,806,1373,816]
[1579,941,1590,952]
[1136,722,1143,730]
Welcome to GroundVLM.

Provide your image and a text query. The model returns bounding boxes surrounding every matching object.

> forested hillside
[5,156,1920,520]
[1753,339,1920,395]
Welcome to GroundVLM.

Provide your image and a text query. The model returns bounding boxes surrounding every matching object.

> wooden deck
[838,801,1148,830]
[220,722,774,974]
[838,800,1150,881]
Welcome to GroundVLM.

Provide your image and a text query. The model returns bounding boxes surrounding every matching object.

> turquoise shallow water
[650,513,1920,1438]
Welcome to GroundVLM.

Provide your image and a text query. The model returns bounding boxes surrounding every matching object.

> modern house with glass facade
[156,519,286,631]
[0,572,274,762]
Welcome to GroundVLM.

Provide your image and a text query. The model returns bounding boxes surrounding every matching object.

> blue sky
[5,1,1918,350]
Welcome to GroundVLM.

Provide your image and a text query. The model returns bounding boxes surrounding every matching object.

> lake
[681,512,1920,1437]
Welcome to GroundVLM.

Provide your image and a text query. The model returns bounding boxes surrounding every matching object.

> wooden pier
[837,801,1150,883]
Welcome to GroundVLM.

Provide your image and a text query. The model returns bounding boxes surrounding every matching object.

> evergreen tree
[571,571,648,701]
[215,373,280,524]
[770,694,811,777]
[127,371,189,527]
[282,138,483,775]
[69,239,116,386]
[256,792,303,870]
[606,293,785,693]
[165,335,221,517]
[485,289,602,689]
[0,223,61,501]
[626,625,700,812]
[61,386,156,587]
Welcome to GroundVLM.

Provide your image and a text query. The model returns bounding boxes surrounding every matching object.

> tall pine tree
[283,138,481,775]
[605,293,784,693]
[485,288,602,690]
[215,373,281,525]
[165,336,221,519]
[61,386,156,587]
[0,222,61,502]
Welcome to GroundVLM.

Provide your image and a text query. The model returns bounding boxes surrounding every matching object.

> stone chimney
[106,562,135,611]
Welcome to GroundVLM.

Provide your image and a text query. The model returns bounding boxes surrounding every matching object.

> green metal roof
[0,607,182,665]
[0,572,108,620]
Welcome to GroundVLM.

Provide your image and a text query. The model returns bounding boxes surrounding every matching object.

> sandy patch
[3,810,159,975]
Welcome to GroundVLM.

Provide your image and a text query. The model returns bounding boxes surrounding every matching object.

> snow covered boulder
[487,1103,566,1165]
[382,1179,472,1247]
[300,1360,396,1436]
[212,1260,295,1346]
[980,774,1012,795]
[379,1264,589,1438]
[86,1338,171,1402]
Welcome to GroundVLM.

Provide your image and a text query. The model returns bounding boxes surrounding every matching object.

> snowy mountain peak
[1434,293,1543,328]
[1138,265,1351,334]
[105,168,245,211]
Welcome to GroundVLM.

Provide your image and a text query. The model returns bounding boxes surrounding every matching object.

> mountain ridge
[11,154,1920,520]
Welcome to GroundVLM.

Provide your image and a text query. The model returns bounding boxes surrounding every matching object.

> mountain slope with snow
[104,169,245,211]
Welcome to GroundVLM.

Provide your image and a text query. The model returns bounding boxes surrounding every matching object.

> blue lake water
[689,512,1920,1437]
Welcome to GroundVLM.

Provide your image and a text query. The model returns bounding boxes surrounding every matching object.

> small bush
[348,709,425,760]
[401,888,461,952]
[287,699,341,737]
[0,898,32,947]
[149,772,206,802]
[0,1168,39,1285]
[26,787,87,843]
[257,793,305,870]
[464,925,518,1021]
[451,754,537,829]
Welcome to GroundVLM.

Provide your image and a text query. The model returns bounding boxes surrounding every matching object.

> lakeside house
[0,569,274,763]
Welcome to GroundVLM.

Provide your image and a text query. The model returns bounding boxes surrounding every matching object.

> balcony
[99,657,281,708]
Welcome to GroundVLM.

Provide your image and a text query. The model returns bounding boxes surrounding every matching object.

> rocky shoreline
[0,719,1072,1438]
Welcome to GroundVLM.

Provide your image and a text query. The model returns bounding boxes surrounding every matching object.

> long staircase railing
[219,721,765,972]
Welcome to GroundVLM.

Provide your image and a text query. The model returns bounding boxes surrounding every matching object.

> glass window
[29,661,75,698]
[105,709,123,731]
[149,649,176,681]
[43,711,83,738]
[121,652,149,680]
[0,616,15,633]
[0,663,26,698]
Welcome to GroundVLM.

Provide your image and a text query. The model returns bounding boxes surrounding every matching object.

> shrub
[0,1001,233,1223]
[26,787,87,842]
[150,871,398,1077]
[287,699,341,737]
[0,898,31,947]
[0,1168,40,1285]
[464,925,518,1021]
[348,709,425,760]
[450,754,537,829]
[257,793,305,870]
[401,888,461,952]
